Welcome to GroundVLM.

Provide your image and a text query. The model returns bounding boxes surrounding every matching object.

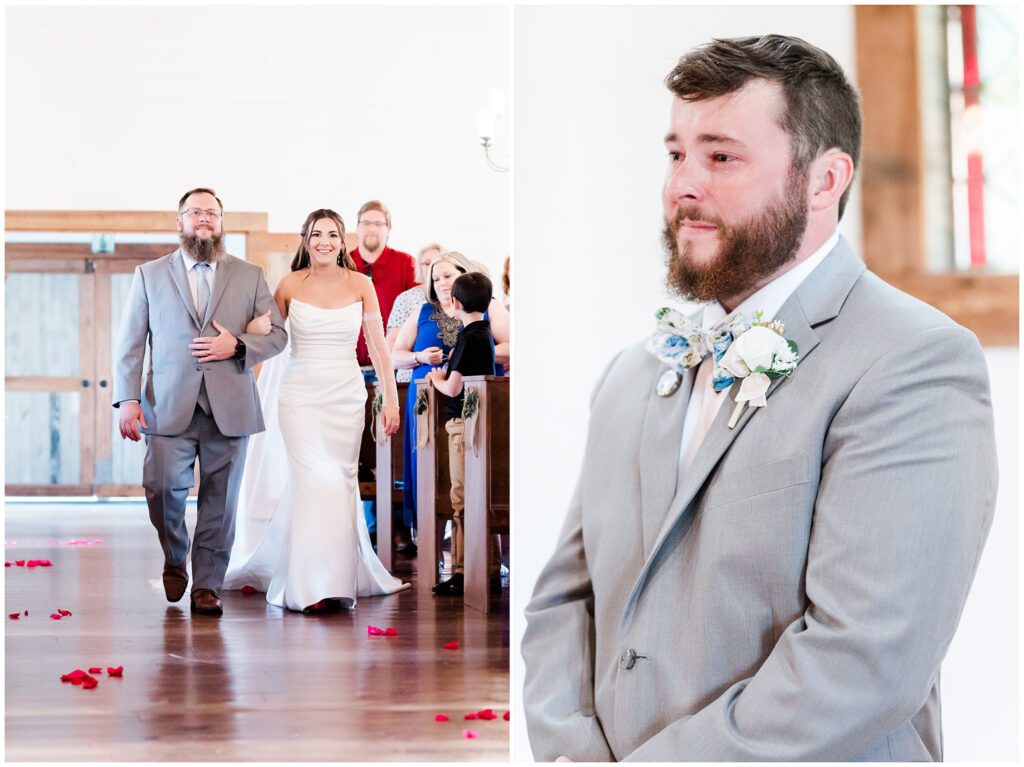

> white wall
[513,5,1017,761]
[5,5,510,279]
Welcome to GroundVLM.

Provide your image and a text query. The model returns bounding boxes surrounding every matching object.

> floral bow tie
[645,307,742,390]
[647,307,800,424]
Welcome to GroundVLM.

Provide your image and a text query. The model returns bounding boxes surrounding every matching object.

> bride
[223,208,408,613]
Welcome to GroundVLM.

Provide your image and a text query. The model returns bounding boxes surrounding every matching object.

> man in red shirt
[350,200,418,369]
[351,200,418,555]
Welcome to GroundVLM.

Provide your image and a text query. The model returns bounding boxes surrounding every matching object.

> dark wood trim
[884,273,1018,346]
[6,485,94,497]
[856,5,924,276]
[6,210,267,233]
[3,243,176,261]
[5,377,87,392]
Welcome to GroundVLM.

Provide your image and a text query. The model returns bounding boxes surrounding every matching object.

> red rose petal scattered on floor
[462,730,479,739]
[88,667,103,673]
[384,628,398,636]
[477,709,497,720]
[241,585,258,596]
[434,714,449,722]
[57,609,72,616]
[81,675,99,689]
[50,613,62,620]
[4,562,11,567]
[8,613,20,620]
[37,560,53,567]
[24,610,28,616]
[107,667,123,677]
[367,625,384,636]
[503,711,510,721]
[443,640,459,650]
[464,712,478,720]
[15,560,25,566]
[61,670,88,683]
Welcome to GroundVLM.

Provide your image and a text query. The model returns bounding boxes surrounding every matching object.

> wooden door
[5,250,98,495]
[6,243,171,496]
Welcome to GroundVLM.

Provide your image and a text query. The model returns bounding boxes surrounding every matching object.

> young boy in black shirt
[425,272,496,595]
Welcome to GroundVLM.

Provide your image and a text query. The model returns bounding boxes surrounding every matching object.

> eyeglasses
[181,208,222,219]
[358,220,388,228]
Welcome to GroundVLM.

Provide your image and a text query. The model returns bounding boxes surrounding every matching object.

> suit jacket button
[620,649,637,670]
[195,366,202,371]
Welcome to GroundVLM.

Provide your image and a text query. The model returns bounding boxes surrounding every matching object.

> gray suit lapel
[621,239,866,629]
[638,364,694,558]
[168,249,202,329]
[204,255,237,330]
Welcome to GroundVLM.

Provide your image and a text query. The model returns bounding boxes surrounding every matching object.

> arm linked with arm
[623,325,998,761]
[236,269,287,369]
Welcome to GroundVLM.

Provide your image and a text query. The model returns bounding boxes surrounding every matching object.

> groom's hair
[451,272,492,314]
[177,187,223,213]
[665,35,862,220]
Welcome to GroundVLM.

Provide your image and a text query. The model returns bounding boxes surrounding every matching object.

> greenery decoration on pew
[415,389,429,416]
[461,389,479,421]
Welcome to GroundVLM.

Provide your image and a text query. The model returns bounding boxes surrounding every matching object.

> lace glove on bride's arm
[363,311,401,436]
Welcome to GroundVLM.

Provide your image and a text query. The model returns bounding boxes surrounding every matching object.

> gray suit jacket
[113,249,287,437]
[522,240,997,761]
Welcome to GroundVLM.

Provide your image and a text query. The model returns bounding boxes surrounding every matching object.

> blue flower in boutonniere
[719,311,799,428]
[646,307,707,396]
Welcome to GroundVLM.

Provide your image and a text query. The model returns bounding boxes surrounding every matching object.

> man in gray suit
[522,36,997,761]
[114,187,287,616]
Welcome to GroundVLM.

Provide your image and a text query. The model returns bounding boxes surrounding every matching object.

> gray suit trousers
[143,405,248,592]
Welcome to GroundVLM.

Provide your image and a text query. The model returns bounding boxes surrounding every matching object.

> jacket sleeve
[624,325,998,761]
[237,267,287,370]
[521,353,625,762]
[111,265,149,407]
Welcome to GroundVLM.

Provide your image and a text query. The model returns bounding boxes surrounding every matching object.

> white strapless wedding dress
[223,299,408,610]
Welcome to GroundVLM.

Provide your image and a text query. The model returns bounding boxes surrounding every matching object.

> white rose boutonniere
[719,313,799,428]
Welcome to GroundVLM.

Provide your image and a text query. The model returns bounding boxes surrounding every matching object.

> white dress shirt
[676,232,840,492]
[180,250,218,316]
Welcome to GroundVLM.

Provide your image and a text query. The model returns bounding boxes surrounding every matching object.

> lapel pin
[656,370,682,397]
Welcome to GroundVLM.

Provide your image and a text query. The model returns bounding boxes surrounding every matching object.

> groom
[113,188,287,616]
[521,36,997,761]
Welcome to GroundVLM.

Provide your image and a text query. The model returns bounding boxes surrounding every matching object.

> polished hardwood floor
[4,502,509,761]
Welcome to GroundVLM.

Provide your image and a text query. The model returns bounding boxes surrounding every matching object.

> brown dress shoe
[190,588,223,616]
[162,562,189,603]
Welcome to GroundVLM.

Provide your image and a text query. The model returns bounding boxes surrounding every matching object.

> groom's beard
[180,232,226,263]
[662,167,808,304]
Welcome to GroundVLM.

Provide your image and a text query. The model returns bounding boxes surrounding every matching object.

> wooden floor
[4,502,510,761]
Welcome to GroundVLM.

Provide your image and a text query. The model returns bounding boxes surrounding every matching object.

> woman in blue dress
[391,251,510,554]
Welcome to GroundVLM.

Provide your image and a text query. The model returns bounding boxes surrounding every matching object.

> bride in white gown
[223,208,408,612]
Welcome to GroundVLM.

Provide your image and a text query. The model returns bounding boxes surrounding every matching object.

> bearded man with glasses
[113,187,288,617]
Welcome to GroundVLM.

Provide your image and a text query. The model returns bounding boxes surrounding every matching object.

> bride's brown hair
[290,209,357,272]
